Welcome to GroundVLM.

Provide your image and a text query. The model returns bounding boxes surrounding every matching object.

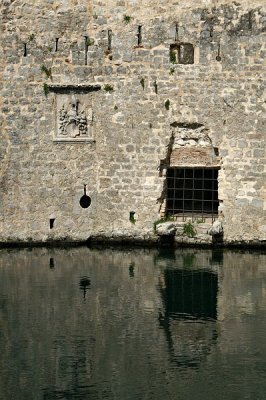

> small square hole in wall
[50,218,55,229]
[214,147,219,156]
[170,43,194,65]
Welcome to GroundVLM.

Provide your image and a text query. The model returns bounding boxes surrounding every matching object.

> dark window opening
[248,11,253,30]
[170,43,194,64]
[170,44,177,63]
[214,147,219,156]
[84,36,88,65]
[80,195,91,209]
[129,211,136,224]
[107,29,112,51]
[166,167,219,221]
[50,218,55,229]
[23,43,27,57]
[175,22,179,42]
[137,26,142,46]
[209,21,214,37]
[55,38,59,52]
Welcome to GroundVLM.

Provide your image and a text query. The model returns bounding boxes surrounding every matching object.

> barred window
[166,168,219,221]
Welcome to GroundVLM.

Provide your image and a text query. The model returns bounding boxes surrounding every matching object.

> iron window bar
[166,167,219,223]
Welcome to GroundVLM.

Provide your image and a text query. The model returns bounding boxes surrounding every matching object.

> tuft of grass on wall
[43,83,49,97]
[86,36,95,46]
[41,65,52,80]
[104,84,114,92]
[124,15,133,24]
[170,50,177,64]
[182,221,197,238]
[169,67,175,75]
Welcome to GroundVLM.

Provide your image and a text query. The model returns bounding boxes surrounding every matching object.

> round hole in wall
[80,195,91,209]
[216,55,221,62]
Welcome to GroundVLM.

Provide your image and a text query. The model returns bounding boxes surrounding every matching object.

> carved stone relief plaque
[50,85,101,143]
[54,93,93,142]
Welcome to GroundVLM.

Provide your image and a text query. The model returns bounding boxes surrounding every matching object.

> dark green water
[0,247,266,400]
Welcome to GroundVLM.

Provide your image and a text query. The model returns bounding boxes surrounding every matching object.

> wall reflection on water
[0,247,266,400]
[158,267,218,369]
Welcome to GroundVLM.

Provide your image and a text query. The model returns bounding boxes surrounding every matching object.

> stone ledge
[53,138,96,143]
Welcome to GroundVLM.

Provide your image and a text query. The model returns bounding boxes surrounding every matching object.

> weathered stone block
[156,222,176,236]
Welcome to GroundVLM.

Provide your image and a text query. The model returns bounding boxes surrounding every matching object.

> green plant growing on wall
[169,67,175,75]
[170,50,177,64]
[182,221,197,238]
[28,33,35,42]
[86,36,95,46]
[153,214,174,232]
[124,15,133,24]
[47,46,53,53]
[104,84,114,92]
[41,65,52,80]
[140,78,145,90]
[43,83,49,97]
[164,99,170,110]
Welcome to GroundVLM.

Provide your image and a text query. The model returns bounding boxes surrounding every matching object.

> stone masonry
[0,0,265,246]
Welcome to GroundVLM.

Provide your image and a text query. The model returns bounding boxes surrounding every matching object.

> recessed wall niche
[48,84,101,142]
[170,43,194,64]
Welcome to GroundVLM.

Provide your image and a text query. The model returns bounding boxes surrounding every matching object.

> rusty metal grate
[166,167,219,222]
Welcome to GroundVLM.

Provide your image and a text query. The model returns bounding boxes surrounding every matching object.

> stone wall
[0,0,265,246]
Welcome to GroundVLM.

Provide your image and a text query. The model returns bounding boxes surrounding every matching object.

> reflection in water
[211,249,224,265]
[158,263,218,369]
[42,338,94,399]
[0,248,266,400]
[49,258,55,269]
[160,269,218,321]
[128,262,135,278]
[79,276,91,300]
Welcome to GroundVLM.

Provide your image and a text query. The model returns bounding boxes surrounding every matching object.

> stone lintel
[53,138,96,143]
[170,147,221,167]
[171,163,221,168]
